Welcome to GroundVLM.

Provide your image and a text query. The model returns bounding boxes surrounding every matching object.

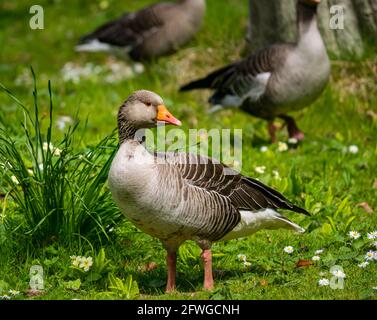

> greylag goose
[108,90,309,292]
[75,0,206,61]
[180,0,330,142]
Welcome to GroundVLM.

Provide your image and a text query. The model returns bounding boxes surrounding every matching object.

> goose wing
[180,44,293,106]
[163,152,309,215]
[78,3,172,48]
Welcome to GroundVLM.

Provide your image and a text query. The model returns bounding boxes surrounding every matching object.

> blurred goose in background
[76,0,206,61]
[108,90,309,292]
[180,0,330,142]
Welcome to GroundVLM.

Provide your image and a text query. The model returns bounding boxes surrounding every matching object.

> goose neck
[180,0,205,10]
[118,119,142,145]
[297,2,319,39]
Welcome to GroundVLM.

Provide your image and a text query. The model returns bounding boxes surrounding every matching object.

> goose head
[118,90,181,142]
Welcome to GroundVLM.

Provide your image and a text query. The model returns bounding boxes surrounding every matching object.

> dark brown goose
[108,90,309,292]
[75,0,205,61]
[180,0,330,142]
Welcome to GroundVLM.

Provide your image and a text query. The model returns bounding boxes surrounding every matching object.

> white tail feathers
[221,208,305,241]
[75,39,112,52]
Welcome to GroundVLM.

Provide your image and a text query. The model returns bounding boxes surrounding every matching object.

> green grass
[0,0,377,300]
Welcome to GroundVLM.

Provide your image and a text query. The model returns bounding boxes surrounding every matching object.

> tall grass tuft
[0,70,122,247]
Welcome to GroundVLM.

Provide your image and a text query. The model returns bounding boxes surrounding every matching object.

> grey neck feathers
[180,0,205,9]
[297,2,318,38]
[117,117,139,144]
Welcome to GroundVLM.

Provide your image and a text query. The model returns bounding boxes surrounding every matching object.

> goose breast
[108,146,239,241]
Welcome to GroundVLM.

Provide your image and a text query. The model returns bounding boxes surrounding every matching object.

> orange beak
[156,105,182,126]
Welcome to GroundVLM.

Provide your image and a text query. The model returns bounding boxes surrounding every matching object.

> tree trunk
[352,0,377,36]
[247,0,376,58]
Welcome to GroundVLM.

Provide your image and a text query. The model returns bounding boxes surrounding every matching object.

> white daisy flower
[70,255,82,267]
[133,63,145,74]
[358,262,369,268]
[108,62,122,73]
[43,142,53,152]
[254,166,266,174]
[104,65,134,83]
[367,231,377,240]
[53,148,62,157]
[79,256,93,272]
[348,230,361,240]
[243,261,252,267]
[237,254,247,262]
[260,146,268,153]
[277,142,288,152]
[272,170,280,180]
[8,289,20,296]
[318,278,330,286]
[15,69,33,86]
[61,62,100,83]
[331,269,346,279]
[11,175,19,185]
[315,249,324,255]
[283,246,294,254]
[56,115,73,131]
[312,255,320,261]
[42,141,62,156]
[371,242,377,248]
[348,145,359,154]
[0,295,10,300]
[365,250,376,261]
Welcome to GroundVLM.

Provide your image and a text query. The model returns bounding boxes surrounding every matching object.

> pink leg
[279,115,305,141]
[166,251,177,293]
[267,121,278,143]
[201,249,214,291]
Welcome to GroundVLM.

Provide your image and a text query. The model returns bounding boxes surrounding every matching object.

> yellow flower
[53,148,62,157]
[43,142,53,152]
[237,254,247,262]
[11,176,19,184]
[70,255,82,267]
[278,142,288,152]
[254,166,266,174]
[99,0,109,10]
[79,257,93,272]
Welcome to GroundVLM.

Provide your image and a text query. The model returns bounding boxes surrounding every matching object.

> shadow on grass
[128,264,271,295]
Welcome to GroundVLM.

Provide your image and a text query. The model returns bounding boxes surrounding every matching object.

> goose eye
[146,102,152,107]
